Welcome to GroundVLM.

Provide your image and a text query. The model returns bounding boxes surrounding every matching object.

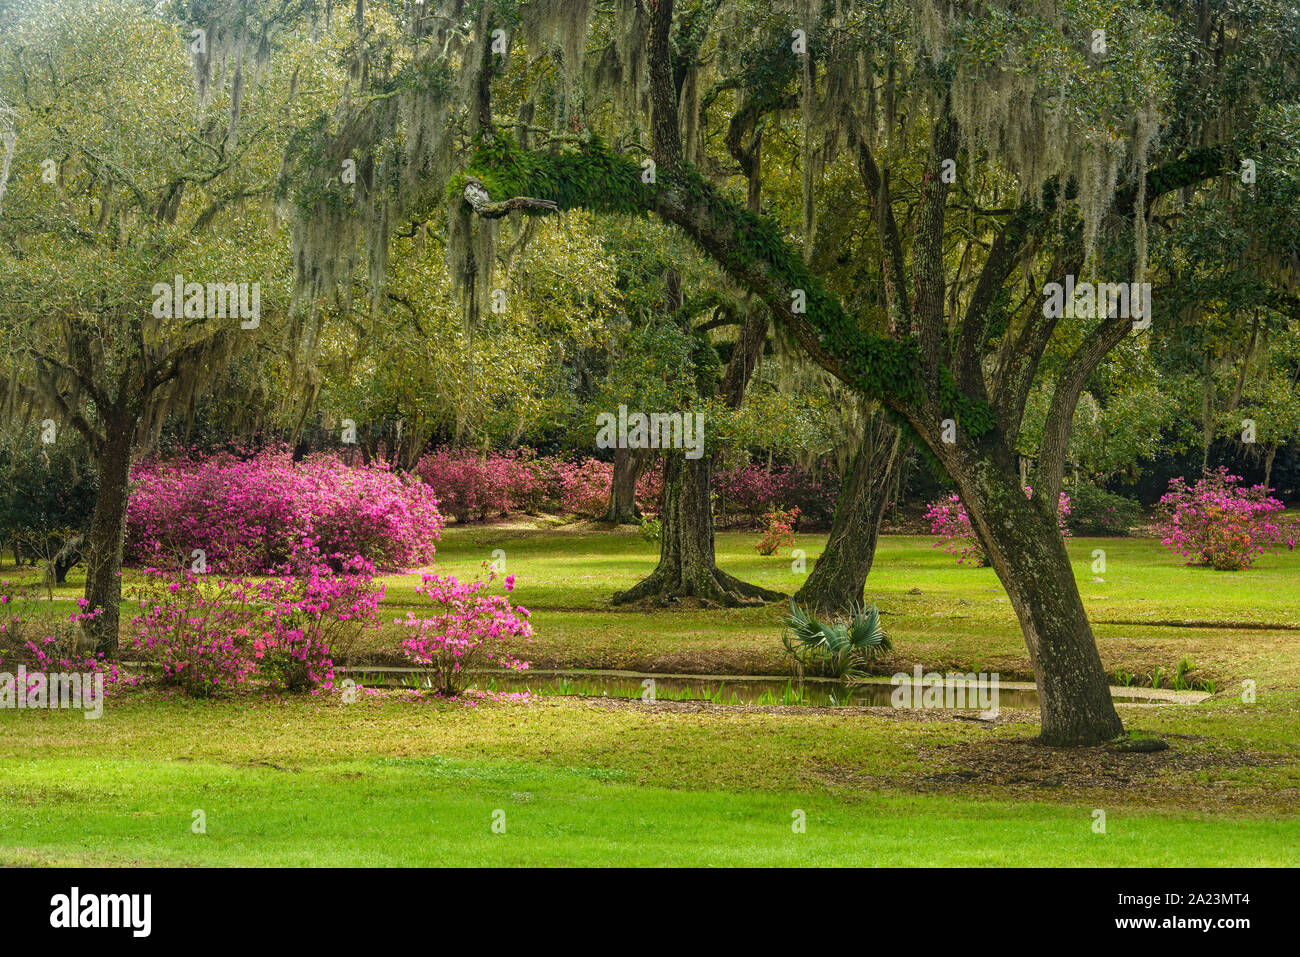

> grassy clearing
[2,526,1297,866]
[1,693,1296,866]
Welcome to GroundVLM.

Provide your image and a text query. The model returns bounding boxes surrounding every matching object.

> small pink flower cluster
[1155,467,1295,570]
[925,488,1071,566]
[0,587,129,689]
[395,563,533,696]
[126,447,443,573]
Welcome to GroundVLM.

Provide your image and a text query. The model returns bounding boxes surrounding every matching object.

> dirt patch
[906,736,1293,813]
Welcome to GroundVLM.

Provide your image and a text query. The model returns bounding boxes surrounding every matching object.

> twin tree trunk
[794,416,901,613]
[945,440,1124,746]
[612,453,781,607]
[82,425,134,657]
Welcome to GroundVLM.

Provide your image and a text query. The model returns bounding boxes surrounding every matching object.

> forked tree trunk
[952,445,1123,746]
[795,418,901,613]
[603,446,651,524]
[612,453,782,607]
[83,425,134,656]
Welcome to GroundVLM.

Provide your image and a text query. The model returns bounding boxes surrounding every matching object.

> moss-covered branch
[457,135,995,439]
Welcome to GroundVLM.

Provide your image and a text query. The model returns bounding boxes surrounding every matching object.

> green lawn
[2,525,1297,866]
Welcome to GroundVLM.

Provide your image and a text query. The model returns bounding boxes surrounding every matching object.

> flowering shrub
[0,586,127,687]
[125,558,384,696]
[395,564,533,696]
[1155,468,1295,570]
[755,506,800,556]
[413,448,540,522]
[550,457,614,518]
[416,451,668,522]
[249,555,384,692]
[126,448,442,573]
[925,488,1071,566]
[126,571,258,696]
[715,461,837,528]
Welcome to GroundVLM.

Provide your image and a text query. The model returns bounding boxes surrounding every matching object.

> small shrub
[249,556,384,692]
[780,600,891,680]
[1155,467,1295,570]
[1066,484,1146,536]
[126,571,259,696]
[395,564,533,696]
[0,585,127,686]
[639,514,662,543]
[754,506,799,556]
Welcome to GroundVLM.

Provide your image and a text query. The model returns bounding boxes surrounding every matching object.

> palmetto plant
[780,600,892,681]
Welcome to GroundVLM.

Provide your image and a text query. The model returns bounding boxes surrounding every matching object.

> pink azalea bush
[413,448,541,522]
[414,450,665,522]
[714,461,836,528]
[395,563,533,696]
[551,457,614,518]
[126,557,384,696]
[754,506,800,556]
[925,488,1071,566]
[1155,468,1295,570]
[249,555,384,691]
[126,572,261,696]
[126,447,442,573]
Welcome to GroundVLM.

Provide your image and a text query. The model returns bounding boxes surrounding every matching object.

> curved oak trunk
[603,446,650,524]
[795,419,901,613]
[954,451,1123,745]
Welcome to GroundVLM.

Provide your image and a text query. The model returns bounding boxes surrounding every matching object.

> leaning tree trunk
[603,446,651,524]
[612,453,782,607]
[83,427,134,656]
[953,447,1124,746]
[795,418,901,613]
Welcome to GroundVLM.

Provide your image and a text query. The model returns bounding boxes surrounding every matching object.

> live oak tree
[0,0,305,652]
[272,0,1299,745]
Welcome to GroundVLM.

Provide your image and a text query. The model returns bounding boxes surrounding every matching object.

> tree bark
[795,414,901,613]
[945,439,1124,746]
[612,453,781,607]
[603,446,651,524]
[82,422,133,656]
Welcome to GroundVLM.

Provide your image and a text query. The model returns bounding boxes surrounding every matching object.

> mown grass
[2,525,1296,866]
[1,693,1296,866]
[3,754,1294,867]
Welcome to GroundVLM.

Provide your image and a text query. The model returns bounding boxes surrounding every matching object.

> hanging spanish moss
[183,0,277,140]
[0,96,15,215]
[519,0,591,127]
[915,0,1159,280]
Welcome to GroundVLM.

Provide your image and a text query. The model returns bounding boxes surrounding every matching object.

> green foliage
[780,599,891,681]
[0,430,97,563]
[1065,484,1145,537]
